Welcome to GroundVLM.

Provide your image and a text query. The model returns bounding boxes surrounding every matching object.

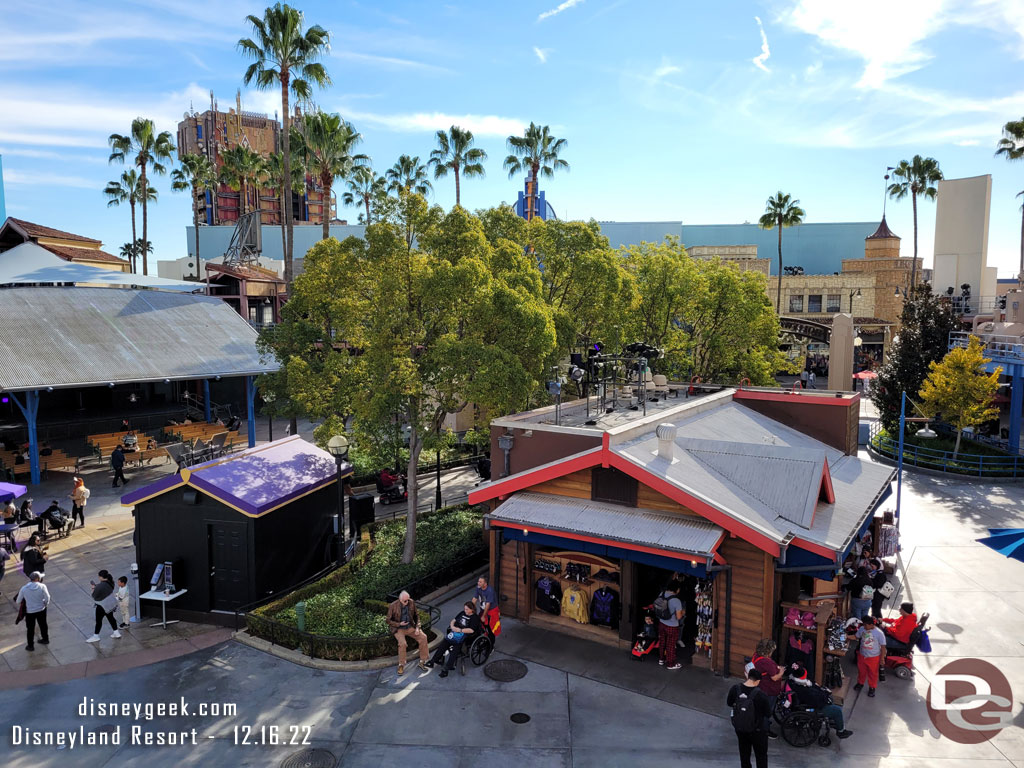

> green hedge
[247,504,486,660]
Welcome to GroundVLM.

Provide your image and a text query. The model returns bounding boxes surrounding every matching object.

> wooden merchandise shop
[469,388,895,687]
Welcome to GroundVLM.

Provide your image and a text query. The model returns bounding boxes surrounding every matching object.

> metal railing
[949,331,1024,362]
[387,547,489,602]
[868,422,1024,477]
[950,296,1004,316]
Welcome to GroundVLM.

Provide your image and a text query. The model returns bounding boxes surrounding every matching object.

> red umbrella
[853,370,878,380]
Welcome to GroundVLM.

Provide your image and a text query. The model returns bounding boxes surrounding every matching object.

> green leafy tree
[758,191,805,313]
[870,284,959,434]
[171,153,217,265]
[267,201,557,563]
[386,155,432,197]
[888,155,943,288]
[342,165,386,224]
[919,336,1001,458]
[265,150,307,265]
[428,126,487,207]
[504,122,568,220]
[218,145,267,217]
[108,117,175,275]
[292,111,368,240]
[239,2,331,288]
[996,118,1024,278]
[104,169,155,274]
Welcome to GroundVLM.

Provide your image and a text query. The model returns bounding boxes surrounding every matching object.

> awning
[486,491,725,561]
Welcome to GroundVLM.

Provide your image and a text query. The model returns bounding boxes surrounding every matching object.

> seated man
[787,665,853,739]
[881,602,918,652]
[122,431,139,452]
[39,501,67,533]
[380,468,399,490]
[427,601,482,678]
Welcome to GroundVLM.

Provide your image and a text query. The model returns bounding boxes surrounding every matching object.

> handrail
[868,422,1024,477]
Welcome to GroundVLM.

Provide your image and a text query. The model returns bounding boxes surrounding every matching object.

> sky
[2,0,1024,277]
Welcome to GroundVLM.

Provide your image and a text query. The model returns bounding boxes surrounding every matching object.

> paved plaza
[0,448,1022,767]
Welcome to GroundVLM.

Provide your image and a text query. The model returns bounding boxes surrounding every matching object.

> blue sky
[2,0,1024,276]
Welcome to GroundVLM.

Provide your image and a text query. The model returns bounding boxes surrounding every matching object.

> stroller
[631,606,660,660]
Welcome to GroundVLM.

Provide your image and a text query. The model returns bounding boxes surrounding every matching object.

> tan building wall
[777,273,876,321]
[689,245,771,277]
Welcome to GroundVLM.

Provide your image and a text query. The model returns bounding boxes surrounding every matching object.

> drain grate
[510,713,531,724]
[91,724,118,734]
[280,748,337,768]
[484,659,528,682]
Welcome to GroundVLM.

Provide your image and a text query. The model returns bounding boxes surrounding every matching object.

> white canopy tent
[0,242,203,293]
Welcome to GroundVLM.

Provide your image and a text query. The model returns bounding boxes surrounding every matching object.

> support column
[203,379,212,423]
[1010,367,1023,454]
[245,376,257,448]
[10,390,41,485]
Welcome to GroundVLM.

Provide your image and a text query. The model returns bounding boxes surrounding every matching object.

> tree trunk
[776,221,783,313]
[911,192,918,289]
[140,162,149,276]
[402,422,421,564]
[193,188,201,267]
[322,173,331,240]
[1019,204,1024,281]
[279,181,287,265]
[364,194,371,224]
[454,164,461,207]
[281,73,294,291]
[953,429,962,460]
[129,201,138,275]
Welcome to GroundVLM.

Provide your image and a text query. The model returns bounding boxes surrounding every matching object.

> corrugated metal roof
[802,457,895,551]
[0,285,278,391]
[488,491,723,556]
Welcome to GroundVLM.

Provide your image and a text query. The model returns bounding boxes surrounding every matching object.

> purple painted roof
[121,436,352,517]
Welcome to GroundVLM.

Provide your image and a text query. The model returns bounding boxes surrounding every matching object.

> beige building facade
[689,245,771,277]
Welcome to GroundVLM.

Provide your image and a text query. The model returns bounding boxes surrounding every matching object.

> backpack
[731,687,759,733]
[653,592,675,621]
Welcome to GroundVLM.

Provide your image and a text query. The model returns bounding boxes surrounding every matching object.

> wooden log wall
[714,535,775,677]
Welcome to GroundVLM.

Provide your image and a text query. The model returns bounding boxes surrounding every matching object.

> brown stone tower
[841,215,917,327]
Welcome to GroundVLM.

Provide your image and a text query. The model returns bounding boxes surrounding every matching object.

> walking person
[111,447,128,488]
[15,571,50,651]
[846,566,873,620]
[21,534,47,577]
[116,575,131,628]
[807,371,816,389]
[854,615,886,697]
[655,581,684,670]
[799,368,809,389]
[87,570,122,643]
[727,668,771,768]
[385,590,429,676]
[70,477,90,529]
[751,639,787,739]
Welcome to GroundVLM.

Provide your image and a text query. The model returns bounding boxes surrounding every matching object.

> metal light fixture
[916,424,937,440]
[129,393,138,403]
[327,434,350,460]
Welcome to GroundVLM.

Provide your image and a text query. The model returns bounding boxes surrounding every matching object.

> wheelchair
[443,621,496,675]
[780,707,837,748]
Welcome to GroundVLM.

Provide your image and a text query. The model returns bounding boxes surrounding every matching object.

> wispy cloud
[653,58,681,78]
[533,46,550,64]
[332,50,453,74]
[538,0,585,22]
[752,16,771,72]
[4,169,99,190]
[342,110,527,137]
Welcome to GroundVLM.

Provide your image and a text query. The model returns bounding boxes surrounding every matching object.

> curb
[232,629,444,671]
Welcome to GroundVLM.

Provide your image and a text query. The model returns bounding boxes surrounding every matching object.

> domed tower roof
[866,215,900,241]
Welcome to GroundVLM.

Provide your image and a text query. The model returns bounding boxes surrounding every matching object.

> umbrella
[977,528,1024,562]
[853,370,878,380]
[0,481,27,503]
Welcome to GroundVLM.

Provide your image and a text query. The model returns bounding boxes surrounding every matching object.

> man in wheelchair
[426,601,483,678]
[880,602,917,653]
[786,665,854,739]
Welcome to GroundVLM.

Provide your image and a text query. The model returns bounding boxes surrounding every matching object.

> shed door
[208,522,248,611]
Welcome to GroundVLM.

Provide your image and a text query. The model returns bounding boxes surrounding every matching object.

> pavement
[0,444,1020,766]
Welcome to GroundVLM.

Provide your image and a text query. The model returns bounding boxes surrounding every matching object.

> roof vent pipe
[655,423,677,460]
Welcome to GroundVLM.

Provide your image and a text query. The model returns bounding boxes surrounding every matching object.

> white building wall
[932,175,993,297]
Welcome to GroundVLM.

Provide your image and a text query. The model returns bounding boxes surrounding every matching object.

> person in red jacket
[882,602,917,646]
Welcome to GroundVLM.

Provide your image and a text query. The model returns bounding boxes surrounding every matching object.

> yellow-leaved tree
[918,336,1001,458]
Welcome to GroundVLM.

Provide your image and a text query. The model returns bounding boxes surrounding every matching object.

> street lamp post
[435,446,443,511]
[264,391,275,443]
[895,392,936,534]
[849,288,862,313]
[327,434,350,564]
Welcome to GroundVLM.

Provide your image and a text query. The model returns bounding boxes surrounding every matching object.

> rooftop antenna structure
[222,210,263,268]
[882,166,895,217]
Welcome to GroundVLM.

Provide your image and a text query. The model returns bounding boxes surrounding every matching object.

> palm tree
[996,118,1024,279]
[342,165,385,224]
[758,191,806,313]
[108,118,175,275]
[292,111,368,239]
[219,146,266,218]
[428,126,487,207]
[385,155,432,196]
[266,150,306,262]
[104,169,155,274]
[171,153,217,267]
[888,155,943,289]
[239,3,331,289]
[119,241,138,273]
[503,122,568,220]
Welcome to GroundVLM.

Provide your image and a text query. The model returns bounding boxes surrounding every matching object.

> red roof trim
[489,520,713,562]
[604,451,782,556]
[820,463,835,504]
[467,448,602,504]
[733,389,860,408]
[790,536,837,560]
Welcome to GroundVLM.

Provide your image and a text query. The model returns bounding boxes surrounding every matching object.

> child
[116,576,131,628]
[631,612,659,659]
